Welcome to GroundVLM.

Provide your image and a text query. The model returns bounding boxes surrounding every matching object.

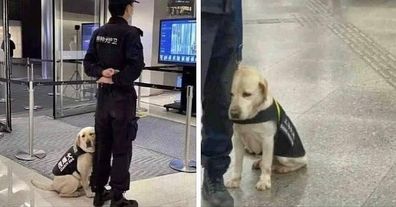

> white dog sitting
[226,67,307,191]
[31,127,96,197]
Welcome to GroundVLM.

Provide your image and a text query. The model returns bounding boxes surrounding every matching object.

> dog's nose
[86,141,92,148]
[230,108,241,119]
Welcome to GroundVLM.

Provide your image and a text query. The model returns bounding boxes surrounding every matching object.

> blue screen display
[82,23,99,51]
[159,18,196,65]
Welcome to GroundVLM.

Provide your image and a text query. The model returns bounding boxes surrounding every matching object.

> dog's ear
[258,79,268,100]
[73,134,81,152]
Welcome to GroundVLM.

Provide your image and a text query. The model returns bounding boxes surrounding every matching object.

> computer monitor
[81,23,99,51]
[158,18,196,65]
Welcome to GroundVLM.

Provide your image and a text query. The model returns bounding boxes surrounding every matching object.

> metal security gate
[0,0,12,133]
[52,0,106,118]
[0,0,109,134]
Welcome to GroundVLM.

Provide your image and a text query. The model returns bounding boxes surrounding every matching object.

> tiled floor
[0,86,196,207]
[203,0,396,206]
[0,155,196,207]
[139,101,196,126]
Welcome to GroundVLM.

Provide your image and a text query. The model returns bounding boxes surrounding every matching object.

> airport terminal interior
[202,0,396,207]
[0,0,196,207]
[0,0,396,207]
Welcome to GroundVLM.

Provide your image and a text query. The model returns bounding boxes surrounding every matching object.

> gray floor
[59,112,196,159]
[0,83,53,115]
[204,0,396,206]
[0,115,196,181]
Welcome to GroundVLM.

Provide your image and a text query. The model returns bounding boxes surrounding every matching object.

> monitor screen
[81,23,99,51]
[158,18,196,65]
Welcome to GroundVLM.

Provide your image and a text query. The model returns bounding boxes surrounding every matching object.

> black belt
[98,83,135,95]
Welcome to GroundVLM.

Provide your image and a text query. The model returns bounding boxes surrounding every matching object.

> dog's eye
[90,133,94,136]
[82,135,85,138]
[242,92,252,97]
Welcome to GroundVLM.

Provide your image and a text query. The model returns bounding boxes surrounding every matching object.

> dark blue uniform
[202,0,233,14]
[84,16,144,194]
[201,0,242,178]
[234,0,243,62]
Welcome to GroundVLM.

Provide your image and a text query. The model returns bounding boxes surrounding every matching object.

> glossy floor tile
[138,91,196,126]
[0,155,195,207]
[140,102,196,126]
[214,114,396,207]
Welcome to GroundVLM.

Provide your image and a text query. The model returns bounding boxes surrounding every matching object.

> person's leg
[109,93,137,206]
[92,90,113,191]
[201,11,239,207]
[92,90,113,206]
[202,11,238,181]
[201,12,218,89]
[234,0,243,62]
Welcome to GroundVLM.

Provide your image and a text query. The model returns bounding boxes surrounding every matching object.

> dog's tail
[31,179,55,191]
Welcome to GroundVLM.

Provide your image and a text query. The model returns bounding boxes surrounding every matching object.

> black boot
[202,172,234,207]
[93,189,112,207]
[110,192,138,207]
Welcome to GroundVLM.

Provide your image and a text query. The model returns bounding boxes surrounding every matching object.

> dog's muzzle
[230,107,241,119]
[86,141,92,148]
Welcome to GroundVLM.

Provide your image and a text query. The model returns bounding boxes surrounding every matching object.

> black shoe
[202,175,234,207]
[110,196,138,207]
[93,189,112,207]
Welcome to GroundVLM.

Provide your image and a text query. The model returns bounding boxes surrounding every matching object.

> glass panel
[0,0,12,129]
[54,0,103,118]
[0,0,5,117]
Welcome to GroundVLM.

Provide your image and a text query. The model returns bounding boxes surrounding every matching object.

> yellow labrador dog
[226,67,307,191]
[31,127,95,197]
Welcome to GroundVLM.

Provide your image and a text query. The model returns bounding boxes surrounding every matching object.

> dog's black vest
[232,100,306,158]
[52,146,86,176]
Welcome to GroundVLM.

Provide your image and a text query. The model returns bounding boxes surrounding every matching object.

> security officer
[201,0,242,206]
[83,0,144,207]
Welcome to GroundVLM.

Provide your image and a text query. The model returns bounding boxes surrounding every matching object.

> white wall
[132,1,155,66]
[132,0,171,96]
[148,0,171,95]
[131,0,155,96]
[0,21,22,58]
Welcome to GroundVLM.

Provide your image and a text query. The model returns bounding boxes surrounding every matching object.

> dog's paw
[274,166,293,174]
[252,159,261,170]
[85,191,94,198]
[225,178,241,188]
[255,177,271,191]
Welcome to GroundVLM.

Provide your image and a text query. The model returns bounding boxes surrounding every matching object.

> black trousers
[201,12,239,178]
[90,86,138,193]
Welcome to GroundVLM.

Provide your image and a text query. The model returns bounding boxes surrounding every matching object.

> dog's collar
[75,146,87,155]
[231,100,282,125]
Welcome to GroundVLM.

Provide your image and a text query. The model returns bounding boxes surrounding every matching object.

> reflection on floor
[0,84,196,207]
[203,0,396,206]
[141,91,180,108]
[140,91,196,126]
[0,155,196,207]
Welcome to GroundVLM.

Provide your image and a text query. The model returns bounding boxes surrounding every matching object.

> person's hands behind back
[97,77,114,84]
[102,68,116,78]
